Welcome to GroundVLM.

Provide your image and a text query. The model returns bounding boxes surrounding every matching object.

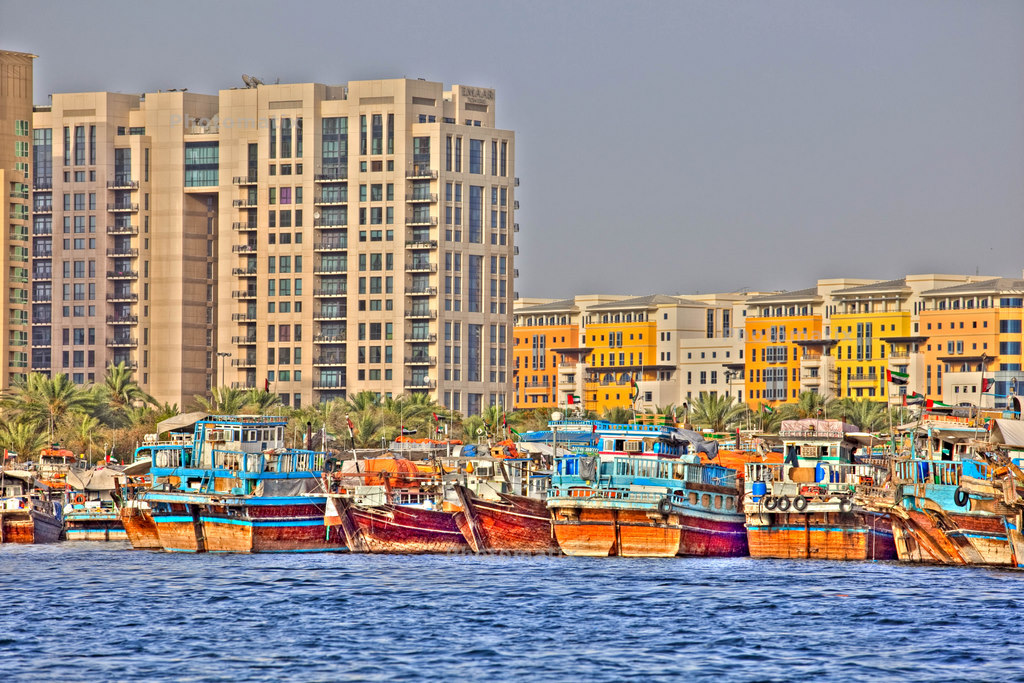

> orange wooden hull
[745,511,897,561]
[121,507,161,549]
[452,485,559,555]
[551,506,748,558]
[890,509,1011,566]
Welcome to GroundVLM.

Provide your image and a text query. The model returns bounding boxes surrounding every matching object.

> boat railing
[612,456,736,488]
[746,462,785,484]
[892,459,963,487]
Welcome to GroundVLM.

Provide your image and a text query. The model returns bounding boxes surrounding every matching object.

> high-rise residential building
[26,74,515,411]
[0,50,35,390]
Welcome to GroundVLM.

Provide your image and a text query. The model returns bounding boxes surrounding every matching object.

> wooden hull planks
[452,485,559,555]
[120,507,162,549]
[550,506,748,558]
[343,502,470,554]
[64,510,126,542]
[889,508,1011,566]
[745,510,897,561]
[0,508,62,544]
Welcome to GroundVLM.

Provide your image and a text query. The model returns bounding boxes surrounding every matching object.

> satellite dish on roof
[242,74,264,89]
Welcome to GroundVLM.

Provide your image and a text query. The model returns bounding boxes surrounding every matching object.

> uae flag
[763,404,774,414]
[982,378,994,393]
[346,416,355,437]
[567,394,580,405]
[906,392,925,405]
[630,375,639,402]
[886,369,909,386]
[926,399,951,409]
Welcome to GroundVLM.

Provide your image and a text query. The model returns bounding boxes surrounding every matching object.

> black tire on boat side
[657,497,673,516]
[776,496,791,512]
[793,495,808,512]
[838,496,854,513]
[763,495,777,510]
[954,487,970,508]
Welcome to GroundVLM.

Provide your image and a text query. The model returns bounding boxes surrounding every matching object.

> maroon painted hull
[343,501,469,554]
[453,485,559,554]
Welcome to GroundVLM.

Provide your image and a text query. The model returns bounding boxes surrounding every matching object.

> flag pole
[885,369,894,456]
[976,354,988,430]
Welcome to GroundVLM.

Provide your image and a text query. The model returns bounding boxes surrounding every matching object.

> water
[2,544,1023,682]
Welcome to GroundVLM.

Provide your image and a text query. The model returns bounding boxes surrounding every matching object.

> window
[469,139,483,174]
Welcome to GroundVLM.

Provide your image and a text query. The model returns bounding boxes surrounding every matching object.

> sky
[2,0,1022,299]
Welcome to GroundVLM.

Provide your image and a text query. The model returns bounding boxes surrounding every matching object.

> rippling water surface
[2,543,1023,682]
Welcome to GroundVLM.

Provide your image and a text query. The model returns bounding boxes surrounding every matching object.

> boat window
[714,495,723,509]
[689,492,698,505]
[701,494,711,508]
[725,497,735,510]
[246,430,258,442]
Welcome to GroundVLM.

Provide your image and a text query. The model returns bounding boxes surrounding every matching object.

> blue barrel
[751,481,767,502]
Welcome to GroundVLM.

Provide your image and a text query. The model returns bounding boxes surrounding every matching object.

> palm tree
[246,389,283,415]
[689,394,747,432]
[192,386,252,414]
[788,391,837,419]
[0,419,48,460]
[2,372,96,440]
[601,406,633,424]
[102,362,156,413]
[64,414,105,462]
[841,399,888,432]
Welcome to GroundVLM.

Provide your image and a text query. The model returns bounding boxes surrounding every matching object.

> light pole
[217,352,230,388]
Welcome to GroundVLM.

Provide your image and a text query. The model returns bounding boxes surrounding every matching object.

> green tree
[689,394,748,432]
[0,419,48,460]
[601,406,633,424]
[101,362,156,424]
[2,372,96,440]
[246,389,283,415]
[192,386,252,414]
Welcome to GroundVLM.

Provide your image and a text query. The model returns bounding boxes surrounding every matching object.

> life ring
[776,496,792,512]
[657,497,673,516]
[954,487,969,508]
[838,496,854,513]
[762,495,777,511]
[793,495,808,512]
[73,493,86,505]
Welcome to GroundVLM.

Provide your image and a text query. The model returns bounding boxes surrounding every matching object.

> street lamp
[217,351,230,388]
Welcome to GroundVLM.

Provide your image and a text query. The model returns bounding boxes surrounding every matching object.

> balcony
[313,308,346,321]
[513,200,520,210]
[107,203,139,212]
[106,315,138,324]
[405,216,437,227]
[406,193,438,203]
[405,309,437,320]
[106,247,139,258]
[888,353,912,362]
[232,244,258,254]
[407,286,437,296]
[313,334,345,343]
[231,312,256,322]
[232,174,258,185]
[405,355,436,366]
[231,335,257,345]
[32,317,51,325]
[107,179,139,190]
[232,199,257,208]
[231,358,256,368]
[848,375,879,387]
[313,380,346,390]
[313,218,347,228]
[513,223,519,233]
[107,337,139,348]
[107,225,138,236]
[314,195,347,206]
[232,289,258,300]
[405,333,437,343]
[106,292,138,302]
[232,222,258,232]
[33,179,52,190]
[314,167,348,182]
[33,202,52,214]
[313,354,345,367]
[106,270,139,280]
[314,238,347,252]
[231,381,256,390]
[232,267,258,276]
[405,239,438,249]
[314,262,346,275]
[558,376,576,388]
[404,378,436,389]
[405,167,437,180]
[407,262,436,273]
[313,289,346,298]
[30,272,50,282]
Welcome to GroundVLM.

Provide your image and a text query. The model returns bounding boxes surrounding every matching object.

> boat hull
[121,507,161,549]
[149,498,347,553]
[453,485,559,555]
[550,505,748,558]
[890,508,1011,566]
[744,510,897,561]
[0,508,63,544]
[343,502,469,554]
[64,509,126,541]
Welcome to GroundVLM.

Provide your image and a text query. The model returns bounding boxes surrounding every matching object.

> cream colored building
[0,50,35,390]
[28,76,515,411]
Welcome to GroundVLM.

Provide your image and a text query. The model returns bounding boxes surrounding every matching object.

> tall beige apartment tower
[0,50,35,390]
[215,79,515,412]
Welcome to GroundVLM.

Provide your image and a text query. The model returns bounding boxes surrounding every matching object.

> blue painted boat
[546,420,748,558]
[137,414,346,553]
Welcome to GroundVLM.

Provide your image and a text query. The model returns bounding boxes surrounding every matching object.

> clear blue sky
[3,0,1022,297]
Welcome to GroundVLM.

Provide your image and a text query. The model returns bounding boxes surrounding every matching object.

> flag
[510,427,521,440]
[906,392,925,404]
[982,378,994,393]
[346,416,355,437]
[902,394,907,407]
[568,394,580,405]
[763,404,774,414]
[324,496,343,539]
[432,412,440,423]
[630,375,639,402]
[502,413,508,430]
[401,427,417,435]
[264,377,270,392]
[886,369,909,386]
[926,399,951,409]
